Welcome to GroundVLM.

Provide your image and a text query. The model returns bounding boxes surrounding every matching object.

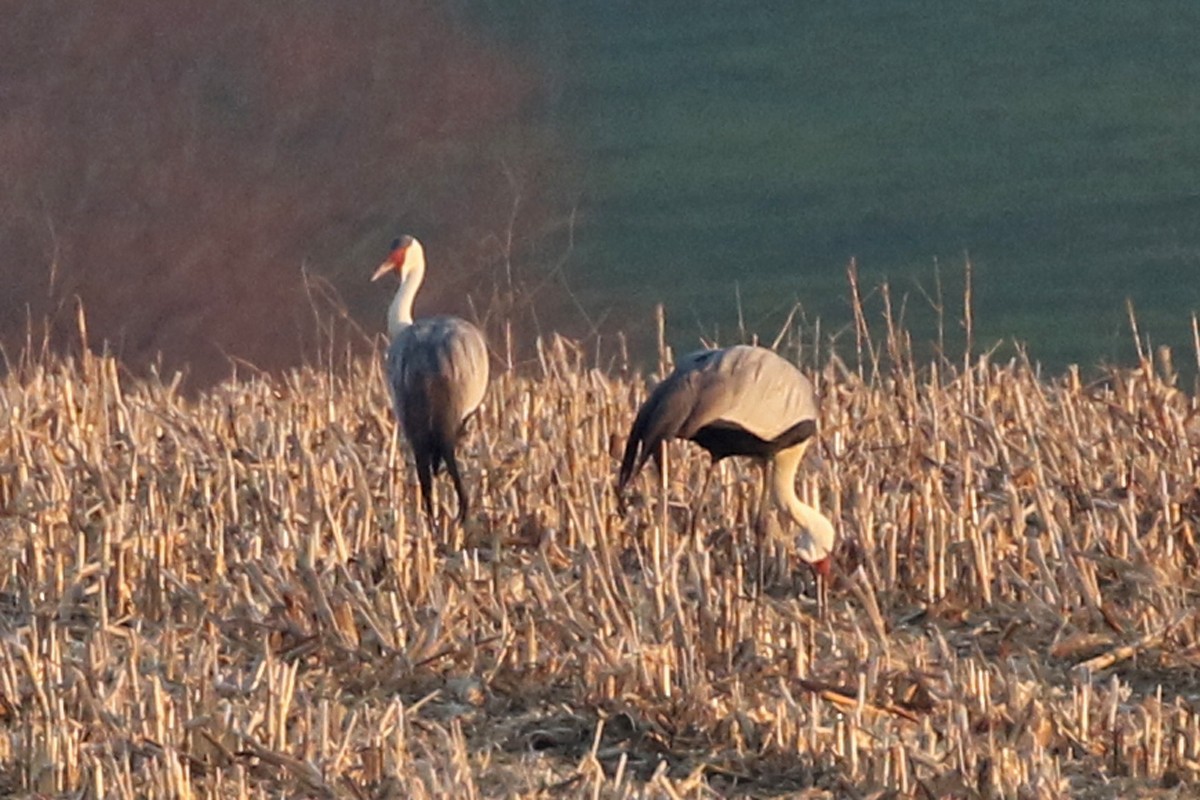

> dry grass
[3,303,1200,799]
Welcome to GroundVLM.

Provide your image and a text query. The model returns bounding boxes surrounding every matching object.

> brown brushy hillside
[3,304,1200,799]
[0,3,569,389]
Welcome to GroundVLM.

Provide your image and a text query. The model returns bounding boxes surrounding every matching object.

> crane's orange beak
[370,260,394,281]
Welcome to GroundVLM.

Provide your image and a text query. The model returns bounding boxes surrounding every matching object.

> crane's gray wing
[387,316,489,428]
[618,345,816,490]
[685,346,816,441]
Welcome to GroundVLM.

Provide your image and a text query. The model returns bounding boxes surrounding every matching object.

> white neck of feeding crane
[770,443,836,564]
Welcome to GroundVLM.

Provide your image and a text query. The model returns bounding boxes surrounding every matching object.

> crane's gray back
[673,345,816,441]
[387,316,489,422]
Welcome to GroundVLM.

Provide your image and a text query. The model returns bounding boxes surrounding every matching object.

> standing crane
[372,235,489,523]
[617,344,835,578]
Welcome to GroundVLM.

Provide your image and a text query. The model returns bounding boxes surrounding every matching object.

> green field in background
[463,1,1200,370]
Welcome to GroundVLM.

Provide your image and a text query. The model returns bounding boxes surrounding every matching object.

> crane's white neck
[387,244,426,338]
[770,443,836,566]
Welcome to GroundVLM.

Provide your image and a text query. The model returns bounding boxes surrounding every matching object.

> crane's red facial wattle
[371,242,410,282]
[811,556,832,580]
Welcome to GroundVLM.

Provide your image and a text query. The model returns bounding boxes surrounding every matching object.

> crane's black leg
[754,459,771,595]
[444,450,470,524]
[688,460,717,543]
[414,451,435,520]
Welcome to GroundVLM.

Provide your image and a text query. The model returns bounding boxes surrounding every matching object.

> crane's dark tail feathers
[404,373,467,522]
[617,386,677,502]
[414,450,435,519]
[617,402,652,495]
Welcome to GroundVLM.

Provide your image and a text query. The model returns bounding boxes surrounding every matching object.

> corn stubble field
[3,306,1200,799]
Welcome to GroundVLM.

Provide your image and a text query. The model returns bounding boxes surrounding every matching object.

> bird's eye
[390,237,401,250]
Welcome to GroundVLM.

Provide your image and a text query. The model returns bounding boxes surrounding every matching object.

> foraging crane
[617,345,835,577]
[372,235,489,522]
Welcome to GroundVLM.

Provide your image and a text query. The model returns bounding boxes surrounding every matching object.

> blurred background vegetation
[3,2,1199,386]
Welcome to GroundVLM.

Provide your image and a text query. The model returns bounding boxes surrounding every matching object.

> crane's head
[371,235,422,282]
[794,508,836,579]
